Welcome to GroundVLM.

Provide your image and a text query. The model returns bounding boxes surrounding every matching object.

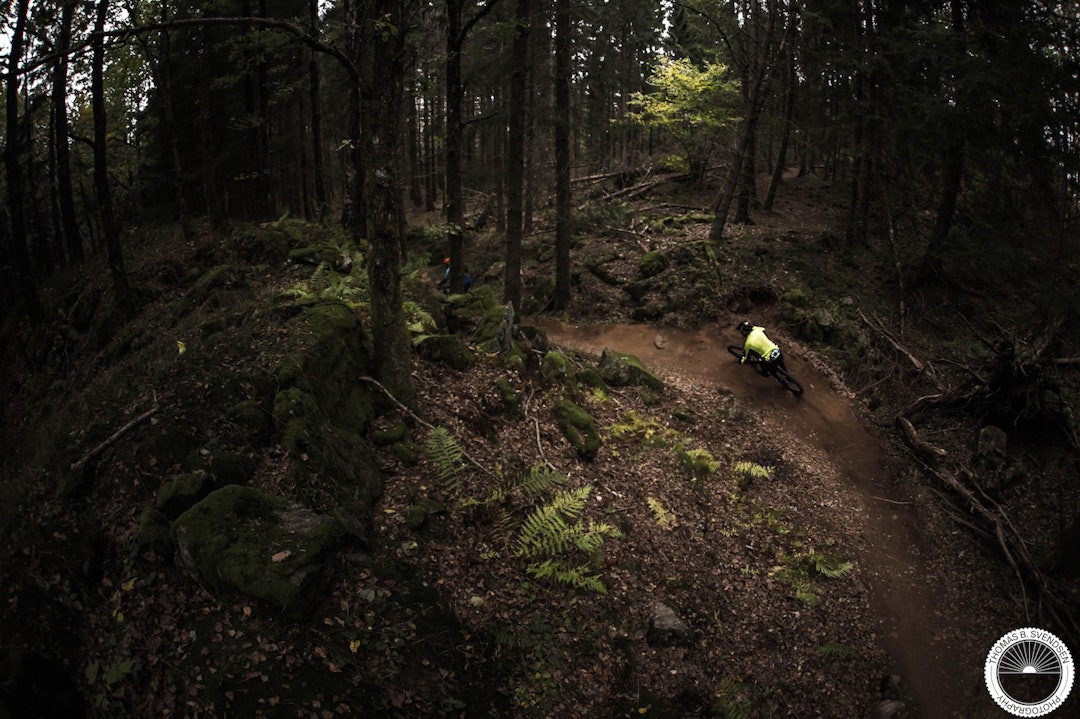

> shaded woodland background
[2,0,1077,338]
[2,1,1080,716]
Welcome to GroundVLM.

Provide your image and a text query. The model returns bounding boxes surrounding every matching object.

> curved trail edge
[537,319,980,718]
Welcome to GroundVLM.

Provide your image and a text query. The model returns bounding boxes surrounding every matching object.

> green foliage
[280,262,368,309]
[646,497,677,530]
[511,464,568,499]
[678,447,720,479]
[423,427,465,495]
[772,548,854,607]
[626,57,741,180]
[817,642,858,660]
[515,486,622,593]
[404,300,437,335]
[711,677,752,719]
[733,460,773,490]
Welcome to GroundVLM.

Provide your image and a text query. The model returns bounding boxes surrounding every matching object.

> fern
[424,427,464,494]
[647,497,677,530]
[817,642,858,660]
[733,460,773,489]
[524,559,609,594]
[679,447,720,479]
[516,487,591,558]
[404,300,436,335]
[512,464,568,499]
[812,554,854,579]
[514,486,621,593]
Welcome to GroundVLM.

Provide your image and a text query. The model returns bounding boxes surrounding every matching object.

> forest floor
[1,169,1073,718]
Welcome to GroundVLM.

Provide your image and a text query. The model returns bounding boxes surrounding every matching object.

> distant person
[437,257,472,293]
[736,321,787,377]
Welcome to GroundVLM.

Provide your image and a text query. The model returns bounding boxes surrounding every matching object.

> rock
[541,350,573,380]
[598,348,664,391]
[172,485,346,619]
[156,471,213,518]
[553,399,601,460]
[638,250,669,278]
[646,601,690,647]
[415,334,477,371]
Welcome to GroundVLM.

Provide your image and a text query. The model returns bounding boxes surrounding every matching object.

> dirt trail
[537,319,1001,718]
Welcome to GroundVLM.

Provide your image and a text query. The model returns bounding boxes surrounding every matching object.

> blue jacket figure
[438,257,472,293]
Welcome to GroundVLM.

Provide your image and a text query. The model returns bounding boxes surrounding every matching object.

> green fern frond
[792,578,819,606]
[525,559,608,594]
[817,642,858,659]
[404,300,437,334]
[647,497,678,530]
[424,427,464,493]
[679,447,720,478]
[733,460,772,480]
[512,464,568,499]
[812,555,854,579]
[516,502,578,558]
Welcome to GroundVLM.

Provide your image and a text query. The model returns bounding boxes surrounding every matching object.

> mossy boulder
[415,334,476,371]
[554,399,601,460]
[638,251,669,279]
[494,377,524,419]
[133,508,174,558]
[270,302,383,541]
[172,485,346,619]
[156,471,214,518]
[598,348,664,391]
[541,350,573,381]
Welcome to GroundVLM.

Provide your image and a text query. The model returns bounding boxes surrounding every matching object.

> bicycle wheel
[773,367,804,396]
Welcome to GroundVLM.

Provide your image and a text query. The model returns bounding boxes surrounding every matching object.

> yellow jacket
[742,326,779,362]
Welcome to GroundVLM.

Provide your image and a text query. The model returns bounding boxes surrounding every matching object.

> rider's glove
[740,356,745,364]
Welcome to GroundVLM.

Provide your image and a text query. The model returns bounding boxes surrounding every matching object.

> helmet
[443,257,451,266]
[736,321,753,336]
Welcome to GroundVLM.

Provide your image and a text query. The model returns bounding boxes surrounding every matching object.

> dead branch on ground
[70,403,159,473]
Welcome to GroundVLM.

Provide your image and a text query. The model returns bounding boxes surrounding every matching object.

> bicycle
[727,345,804,396]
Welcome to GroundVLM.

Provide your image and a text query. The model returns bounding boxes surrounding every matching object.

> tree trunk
[552,0,572,311]
[359,0,414,405]
[54,0,84,264]
[4,0,43,322]
[445,0,466,293]
[308,0,329,222]
[93,0,132,312]
[763,45,795,212]
[503,0,529,314]
[708,1,780,244]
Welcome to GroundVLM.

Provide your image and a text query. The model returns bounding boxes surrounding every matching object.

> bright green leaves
[626,57,742,180]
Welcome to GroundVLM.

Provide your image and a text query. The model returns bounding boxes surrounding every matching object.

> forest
[1,0,1080,717]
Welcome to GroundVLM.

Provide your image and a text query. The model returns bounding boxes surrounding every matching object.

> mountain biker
[736,321,787,377]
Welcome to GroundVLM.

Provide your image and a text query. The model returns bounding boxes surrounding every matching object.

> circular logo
[986,627,1074,716]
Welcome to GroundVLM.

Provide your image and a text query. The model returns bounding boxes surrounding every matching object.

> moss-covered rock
[133,508,174,558]
[415,334,476,371]
[369,416,408,446]
[494,377,524,419]
[541,351,572,381]
[172,485,346,619]
[574,366,607,389]
[270,302,383,542]
[554,399,601,460]
[156,471,213,518]
[638,251,669,278]
[598,348,664,391]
